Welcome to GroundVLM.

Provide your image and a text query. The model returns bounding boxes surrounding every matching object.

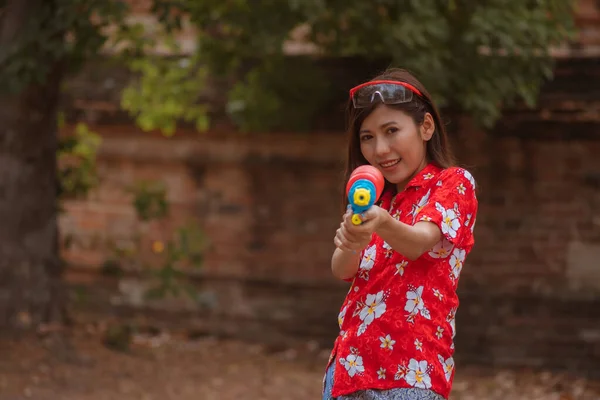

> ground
[0,321,598,400]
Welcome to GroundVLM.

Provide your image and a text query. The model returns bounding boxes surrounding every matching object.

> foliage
[0,0,128,94]
[118,0,577,131]
[2,0,577,130]
[120,53,210,136]
[144,223,208,301]
[105,179,210,306]
[57,120,102,201]
[128,180,169,221]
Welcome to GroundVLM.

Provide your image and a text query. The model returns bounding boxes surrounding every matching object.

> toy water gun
[345,165,385,225]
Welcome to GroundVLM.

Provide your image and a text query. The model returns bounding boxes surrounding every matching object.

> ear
[420,113,435,141]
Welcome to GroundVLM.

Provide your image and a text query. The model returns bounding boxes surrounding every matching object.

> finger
[340,221,362,243]
[334,236,357,253]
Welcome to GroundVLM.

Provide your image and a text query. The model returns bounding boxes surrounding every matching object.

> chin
[382,168,411,186]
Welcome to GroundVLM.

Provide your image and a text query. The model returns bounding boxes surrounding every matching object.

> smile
[380,159,401,168]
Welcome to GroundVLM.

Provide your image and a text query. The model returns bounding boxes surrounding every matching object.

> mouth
[379,159,401,169]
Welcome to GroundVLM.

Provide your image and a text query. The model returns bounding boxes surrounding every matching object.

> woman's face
[359,104,435,191]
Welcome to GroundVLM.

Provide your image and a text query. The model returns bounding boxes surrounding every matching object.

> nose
[374,137,391,157]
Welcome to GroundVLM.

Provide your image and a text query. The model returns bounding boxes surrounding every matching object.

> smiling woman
[327,68,479,400]
[358,106,435,192]
[343,69,456,205]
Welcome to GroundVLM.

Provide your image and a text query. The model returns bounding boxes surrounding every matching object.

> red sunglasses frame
[349,80,423,100]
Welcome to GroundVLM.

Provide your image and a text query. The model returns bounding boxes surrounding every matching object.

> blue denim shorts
[322,362,446,400]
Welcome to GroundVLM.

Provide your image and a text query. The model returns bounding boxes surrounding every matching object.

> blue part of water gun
[347,178,377,214]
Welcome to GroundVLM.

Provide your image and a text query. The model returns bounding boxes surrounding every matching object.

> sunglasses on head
[349,80,423,109]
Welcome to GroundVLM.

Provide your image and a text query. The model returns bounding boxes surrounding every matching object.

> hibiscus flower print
[462,169,476,189]
[380,334,395,351]
[358,244,376,280]
[447,308,457,338]
[450,248,466,281]
[410,189,431,224]
[404,286,431,323]
[355,291,387,336]
[338,306,347,329]
[438,355,455,382]
[465,213,472,227]
[436,326,444,339]
[428,238,454,259]
[382,241,394,258]
[457,182,466,195]
[377,367,386,380]
[423,172,434,180]
[394,364,409,381]
[414,338,423,352]
[435,202,461,239]
[405,359,432,389]
[395,260,408,276]
[339,350,365,378]
[432,288,443,301]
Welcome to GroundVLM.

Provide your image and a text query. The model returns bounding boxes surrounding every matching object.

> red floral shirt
[326,163,478,399]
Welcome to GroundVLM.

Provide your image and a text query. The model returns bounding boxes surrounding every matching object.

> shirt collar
[404,162,443,189]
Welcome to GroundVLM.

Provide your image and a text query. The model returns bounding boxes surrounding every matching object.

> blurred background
[1,0,599,399]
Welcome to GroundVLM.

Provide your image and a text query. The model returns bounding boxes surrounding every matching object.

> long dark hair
[342,68,456,209]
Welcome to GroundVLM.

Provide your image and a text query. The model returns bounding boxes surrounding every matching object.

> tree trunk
[0,0,67,331]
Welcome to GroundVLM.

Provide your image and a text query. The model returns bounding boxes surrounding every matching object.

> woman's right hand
[334,208,372,253]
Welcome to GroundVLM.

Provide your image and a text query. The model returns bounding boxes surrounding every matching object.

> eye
[386,127,399,135]
[360,134,372,141]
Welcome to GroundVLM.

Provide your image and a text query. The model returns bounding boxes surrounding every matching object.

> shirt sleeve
[415,167,478,249]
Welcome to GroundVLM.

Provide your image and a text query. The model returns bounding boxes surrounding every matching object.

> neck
[395,157,429,192]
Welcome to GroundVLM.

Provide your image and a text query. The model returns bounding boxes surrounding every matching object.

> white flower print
[405,359,432,389]
[436,326,444,339]
[377,367,386,380]
[420,215,432,222]
[436,202,461,239]
[410,189,431,224]
[450,248,466,281]
[404,286,431,322]
[423,173,434,180]
[339,352,365,378]
[358,244,376,280]
[457,183,466,195]
[465,213,472,227]
[394,365,408,381]
[338,306,347,329]
[395,260,408,276]
[391,209,402,220]
[438,355,455,382]
[355,291,387,336]
[463,169,476,189]
[428,238,454,259]
[382,241,394,258]
[380,334,395,351]
[414,338,423,352]
[432,288,443,301]
[447,308,457,338]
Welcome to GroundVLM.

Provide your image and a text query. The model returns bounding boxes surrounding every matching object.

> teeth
[381,159,400,167]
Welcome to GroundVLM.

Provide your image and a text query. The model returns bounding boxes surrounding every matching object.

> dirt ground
[0,321,598,400]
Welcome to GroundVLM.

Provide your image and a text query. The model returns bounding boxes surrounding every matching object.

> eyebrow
[359,121,397,134]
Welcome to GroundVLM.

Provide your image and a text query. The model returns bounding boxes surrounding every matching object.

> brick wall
[59,0,600,377]
[60,56,600,377]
